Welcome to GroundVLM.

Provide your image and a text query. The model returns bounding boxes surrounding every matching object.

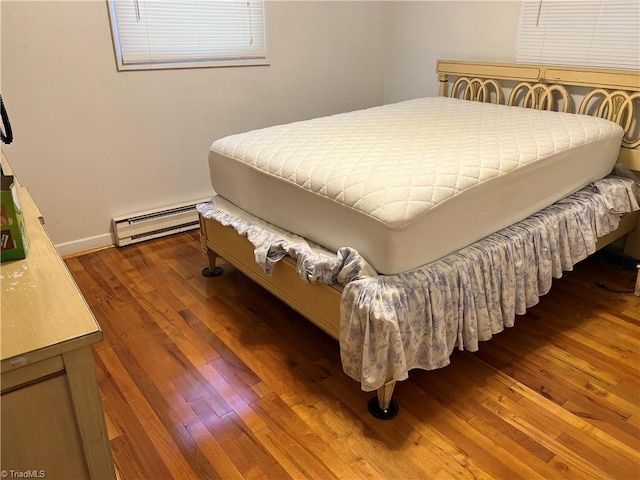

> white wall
[1,0,389,253]
[1,0,523,254]
[384,1,521,102]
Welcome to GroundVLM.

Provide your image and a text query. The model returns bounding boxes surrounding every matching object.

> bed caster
[202,266,223,277]
[367,396,399,420]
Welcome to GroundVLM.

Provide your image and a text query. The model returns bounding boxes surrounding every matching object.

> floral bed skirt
[198,177,639,391]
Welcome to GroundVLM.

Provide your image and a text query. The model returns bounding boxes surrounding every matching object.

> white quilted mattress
[208,97,624,274]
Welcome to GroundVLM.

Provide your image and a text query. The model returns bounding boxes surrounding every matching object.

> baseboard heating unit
[112,199,210,247]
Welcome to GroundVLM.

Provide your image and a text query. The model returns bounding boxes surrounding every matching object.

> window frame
[106,0,269,71]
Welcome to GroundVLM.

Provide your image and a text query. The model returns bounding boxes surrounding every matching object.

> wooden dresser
[1,153,116,479]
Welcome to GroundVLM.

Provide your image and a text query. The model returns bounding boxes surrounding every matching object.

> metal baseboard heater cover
[113,199,209,247]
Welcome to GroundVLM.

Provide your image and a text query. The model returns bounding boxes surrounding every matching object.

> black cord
[596,281,634,294]
[0,94,14,145]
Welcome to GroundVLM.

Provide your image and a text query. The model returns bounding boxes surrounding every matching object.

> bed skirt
[198,177,639,392]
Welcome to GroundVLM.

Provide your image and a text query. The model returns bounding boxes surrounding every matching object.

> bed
[198,61,640,419]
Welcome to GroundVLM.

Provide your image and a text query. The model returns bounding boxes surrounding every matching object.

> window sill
[115,58,270,72]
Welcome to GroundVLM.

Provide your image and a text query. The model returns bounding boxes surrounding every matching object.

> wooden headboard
[436,60,640,171]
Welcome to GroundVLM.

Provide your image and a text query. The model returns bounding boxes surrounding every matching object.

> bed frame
[199,61,640,419]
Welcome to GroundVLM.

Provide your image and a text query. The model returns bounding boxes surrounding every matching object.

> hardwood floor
[66,231,640,480]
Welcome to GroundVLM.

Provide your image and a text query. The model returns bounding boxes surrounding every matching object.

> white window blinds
[108,0,267,70]
[516,1,640,70]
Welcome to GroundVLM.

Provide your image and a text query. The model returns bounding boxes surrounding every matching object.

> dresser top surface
[1,154,101,369]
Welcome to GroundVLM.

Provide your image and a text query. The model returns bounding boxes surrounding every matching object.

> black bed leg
[202,266,224,277]
[367,397,399,419]
[368,379,399,419]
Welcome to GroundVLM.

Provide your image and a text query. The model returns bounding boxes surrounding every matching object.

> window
[107,0,267,70]
[516,1,639,70]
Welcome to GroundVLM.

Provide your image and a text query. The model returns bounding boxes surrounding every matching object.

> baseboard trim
[62,244,115,260]
[55,233,114,257]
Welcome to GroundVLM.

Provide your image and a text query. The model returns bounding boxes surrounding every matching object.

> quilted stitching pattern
[212,97,623,228]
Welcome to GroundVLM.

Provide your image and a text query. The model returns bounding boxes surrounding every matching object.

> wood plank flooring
[66,231,640,479]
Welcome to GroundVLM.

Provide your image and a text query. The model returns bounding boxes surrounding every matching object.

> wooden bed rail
[437,60,640,170]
